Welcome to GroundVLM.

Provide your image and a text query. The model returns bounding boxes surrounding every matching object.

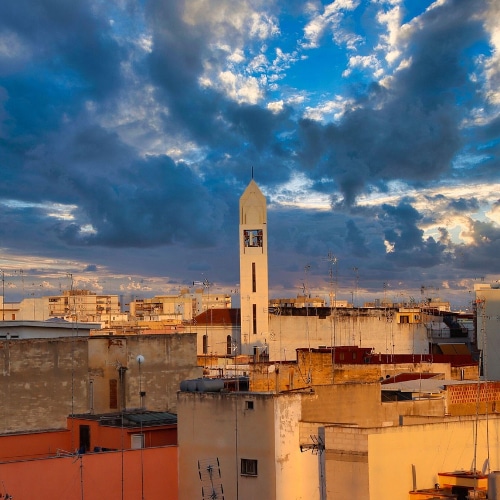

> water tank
[180,378,224,392]
[196,378,224,392]
[489,471,500,500]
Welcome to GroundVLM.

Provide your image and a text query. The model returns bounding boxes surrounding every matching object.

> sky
[0,0,499,310]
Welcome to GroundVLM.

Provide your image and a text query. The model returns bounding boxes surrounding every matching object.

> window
[109,379,118,409]
[241,459,258,476]
[252,304,257,334]
[79,425,90,453]
[131,434,144,449]
[203,334,208,354]
[252,262,256,293]
[245,400,254,410]
[226,335,232,355]
[400,315,409,324]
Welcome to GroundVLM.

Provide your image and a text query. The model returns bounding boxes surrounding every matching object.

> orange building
[0,410,179,500]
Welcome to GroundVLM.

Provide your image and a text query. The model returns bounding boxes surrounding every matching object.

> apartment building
[178,379,500,499]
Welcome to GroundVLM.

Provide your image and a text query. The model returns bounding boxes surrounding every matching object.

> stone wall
[0,333,201,434]
[248,351,469,392]
[0,337,89,433]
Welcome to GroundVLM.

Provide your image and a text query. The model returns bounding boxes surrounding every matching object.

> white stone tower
[239,178,269,355]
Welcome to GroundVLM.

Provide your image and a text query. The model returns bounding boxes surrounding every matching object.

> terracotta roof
[193,308,239,325]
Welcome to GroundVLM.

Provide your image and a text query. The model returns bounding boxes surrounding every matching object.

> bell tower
[239,179,269,355]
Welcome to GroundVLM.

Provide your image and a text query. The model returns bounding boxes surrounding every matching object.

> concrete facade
[300,382,500,499]
[0,333,201,433]
[177,391,319,500]
[178,379,500,499]
[129,288,231,323]
[240,179,269,355]
[0,446,178,500]
[3,289,122,325]
[267,306,473,362]
[0,320,100,339]
[192,308,241,357]
[323,415,500,500]
[241,347,478,393]
[476,283,500,380]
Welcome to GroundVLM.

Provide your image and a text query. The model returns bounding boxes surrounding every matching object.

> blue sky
[0,0,499,309]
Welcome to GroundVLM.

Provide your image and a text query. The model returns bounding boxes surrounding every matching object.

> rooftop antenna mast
[325,252,338,383]
[302,264,312,385]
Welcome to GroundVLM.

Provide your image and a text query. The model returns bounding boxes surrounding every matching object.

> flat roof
[381,379,482,394]
[0,320,101,330]
[71,411,177,427]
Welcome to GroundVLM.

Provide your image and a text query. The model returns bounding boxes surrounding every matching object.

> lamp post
[136,354,145,409]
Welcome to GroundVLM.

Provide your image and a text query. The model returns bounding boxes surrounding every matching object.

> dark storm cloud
[381,202,448,267]
[57,151,227,248]
[448,197,480,213]
[0,0,122,97]
[0,0,125,203]
[296,0,488,205]
[455,220,500,273]
[345,219,370,257]
[0,0,122,159]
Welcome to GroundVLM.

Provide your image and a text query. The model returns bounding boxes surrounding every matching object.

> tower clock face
[243,229,263,247]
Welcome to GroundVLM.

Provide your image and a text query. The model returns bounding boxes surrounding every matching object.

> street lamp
[136,354,145,408]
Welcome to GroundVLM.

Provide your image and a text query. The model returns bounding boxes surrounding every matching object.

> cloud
[296,0,489,206]
[0,0,498,307]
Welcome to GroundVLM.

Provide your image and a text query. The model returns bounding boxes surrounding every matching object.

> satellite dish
[136,354,145,365]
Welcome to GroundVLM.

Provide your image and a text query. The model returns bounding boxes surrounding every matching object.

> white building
[266,304,474,362]
[475,283,500,380]
[0,319,101,339]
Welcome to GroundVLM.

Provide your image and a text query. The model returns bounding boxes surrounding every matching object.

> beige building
[248,346,479,393]
[0,333,201,434]
[178,379,500,500]
[1,289,123,326]
[177,390,319,500]
[129,288,231,323]
[239,179,269,355]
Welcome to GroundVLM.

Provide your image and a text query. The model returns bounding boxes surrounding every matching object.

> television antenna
[300,434,325,455]
[198,457,224,499]
[0,481,13,499]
